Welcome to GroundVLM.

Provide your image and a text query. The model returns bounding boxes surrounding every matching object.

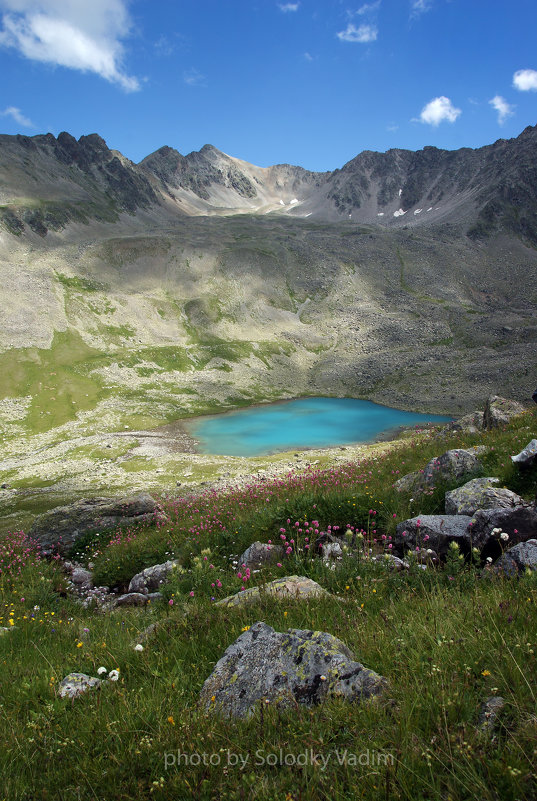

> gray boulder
[477,696,506,735]
[445,478,524,516]
[237,542,283,570]
[446,411,484,434]
[511,439,537,468]
[469,506,537,552]
[395,449,482,493]
[200,621,387,718]
[29,493,165,556]
[128,559,179,595]
[394,515,473,557]
[112,592,149,608]
[491,539,537,577]
[483,395,525,430]
[59,673,101,698]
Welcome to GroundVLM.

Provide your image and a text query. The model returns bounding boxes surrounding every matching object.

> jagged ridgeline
[1,126,537,419]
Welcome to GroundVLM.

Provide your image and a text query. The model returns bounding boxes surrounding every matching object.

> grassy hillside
[1,409,536,800]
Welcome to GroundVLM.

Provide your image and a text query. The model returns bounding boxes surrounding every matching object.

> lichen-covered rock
[395,449,482,493]
[477,696,505,734]
[511,439,537,468]
[445,478,523,516]
[215,576,328,608]
[483,395,526,429]
[445,411,484,434]
[237,542,283,570]
[491,539,537,577]
[200,621,387,718]
[58,673,101,698]
[128,560,179,595]
[29,493,165,556]
[394,515,473,557]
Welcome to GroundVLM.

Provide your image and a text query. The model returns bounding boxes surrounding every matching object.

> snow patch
[377,212,385,217]
[398,188,402,197]
[393,208,407,217]
[304,213,312,217]
[414,208,423,215]
[279,199,285,206]
[427,207,433,212]
[290,198,299,205]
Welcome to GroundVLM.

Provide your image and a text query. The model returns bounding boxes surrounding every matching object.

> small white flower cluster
[134,644,144,652]
[492,527,509,541]
[96,666,120,681]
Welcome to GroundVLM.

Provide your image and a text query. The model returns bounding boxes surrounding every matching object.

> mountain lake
[186,397,452,456]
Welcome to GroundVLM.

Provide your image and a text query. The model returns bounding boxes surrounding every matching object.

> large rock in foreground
[394,515,473,557]
[215,576,328,608]
[483,395,526,429]
[200,621,387,718]
[445,478,524,516]
[29,493,164,556]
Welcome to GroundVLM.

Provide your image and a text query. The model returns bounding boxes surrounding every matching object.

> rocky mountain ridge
[1,124,536,240]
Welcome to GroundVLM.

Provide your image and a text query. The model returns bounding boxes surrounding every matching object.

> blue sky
[0,0,536,171]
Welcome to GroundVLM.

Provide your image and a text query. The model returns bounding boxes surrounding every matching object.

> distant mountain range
[1,125,537,241]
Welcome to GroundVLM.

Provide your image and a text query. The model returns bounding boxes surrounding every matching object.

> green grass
[1,407,536,800]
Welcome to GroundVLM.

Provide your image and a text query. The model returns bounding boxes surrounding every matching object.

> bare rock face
[469,506,537,556]
[445,478,524,516]
[215,576,328,608]
[200,621,387,718]
[28,493,165,556]
[483,395,526,429]
[511,439,537,468]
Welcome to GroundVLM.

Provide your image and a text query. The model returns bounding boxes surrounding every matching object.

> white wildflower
[134,644,144,652]
[108,669,120,681]
[500,532,509,541]
[486,557,493,563]
[97,666,107,675]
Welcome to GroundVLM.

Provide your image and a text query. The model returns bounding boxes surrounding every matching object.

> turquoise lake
[187,397,452,456]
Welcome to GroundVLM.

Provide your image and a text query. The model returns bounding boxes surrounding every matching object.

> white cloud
[418,96,461,126]
[411,0,433,15]
[303,51,313,61]
[513,68,537,92]
[489,95,514,125]
[337,23,377,43]
[0,0,139,91]
[278,2,299,11]
[356,1,381,14]
[0,104,34,126]
[183,67,205,87]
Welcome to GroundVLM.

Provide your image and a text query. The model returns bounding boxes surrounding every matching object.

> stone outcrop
[28,493,165,556]
[215,576,328,608]
[469,506,537,555]
[483,396,526,430]
[58,673,101,698]
[200,621,387,718]
[445,478,524,516]
[511,439,537,468]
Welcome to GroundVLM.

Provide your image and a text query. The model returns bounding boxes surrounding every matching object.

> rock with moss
[200,621,387,718]
[469,506,537,554]
[28,493,166,556]
[483,395,526,429]
[477,696,506,735]
[445,478,524,516]
[215,575,328,608]
[511,439,537,468]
